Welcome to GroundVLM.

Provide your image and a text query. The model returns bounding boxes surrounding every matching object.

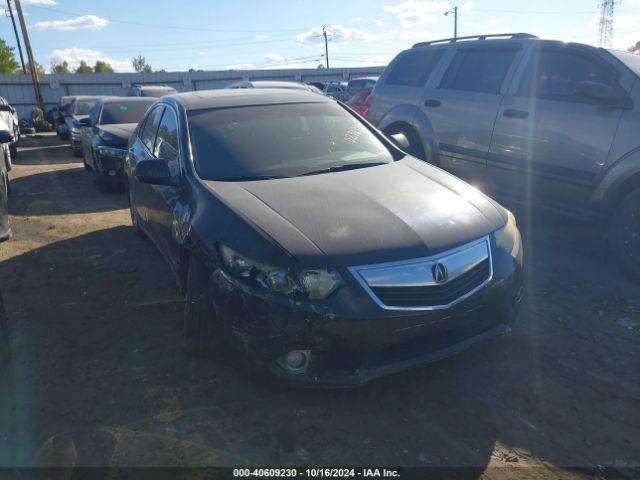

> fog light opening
[108,170,117,177]
[279,350,310,374]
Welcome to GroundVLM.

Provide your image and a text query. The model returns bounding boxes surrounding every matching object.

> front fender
[591,147,640,208]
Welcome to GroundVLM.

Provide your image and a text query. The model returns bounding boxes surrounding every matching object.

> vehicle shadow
[8,167,126,216]
[0,221,637,476]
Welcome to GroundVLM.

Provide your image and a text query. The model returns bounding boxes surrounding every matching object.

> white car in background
[0,97,19,158]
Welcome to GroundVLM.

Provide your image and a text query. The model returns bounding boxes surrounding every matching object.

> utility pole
[597,0,617,48]
[323,25,329,69]
[14,0,44,111]
[445,6,458,39]
[6,1,26,74]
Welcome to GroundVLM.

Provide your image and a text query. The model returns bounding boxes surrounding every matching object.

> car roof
[166,88,332,111]
[349,77,378,82]
[74,95,110,101]
[99,97,156,105]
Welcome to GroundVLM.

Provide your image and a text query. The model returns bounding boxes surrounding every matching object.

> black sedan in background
[126,89,524,386]
[79,97,155,191]
[67,96,107,157]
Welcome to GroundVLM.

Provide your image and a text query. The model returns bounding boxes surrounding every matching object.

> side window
[517,48,619,103]
[89,104,100,126]
[154,109,179,174]
[439,48,519,94]
[385,48,445,87]
[139,106,164,153]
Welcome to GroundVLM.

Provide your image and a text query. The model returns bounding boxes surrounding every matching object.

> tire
[608,187,640,282]
[385,125,427,161]
[73,148,82,158]
[9,142,17,159]
[182,255,227,357]
[94,163,109,192]
[128,187,146,238]
[83,153,92,172]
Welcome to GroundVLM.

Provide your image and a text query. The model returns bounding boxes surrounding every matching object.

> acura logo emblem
[432,263,448,283]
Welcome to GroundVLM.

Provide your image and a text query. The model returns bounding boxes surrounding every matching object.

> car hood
[98,123,137,146]
[204,157,507,267]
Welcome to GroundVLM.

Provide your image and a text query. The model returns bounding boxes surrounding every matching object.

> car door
[83,104,101,168]
[419,44,523,186]
[144,106,183,272]
[129,105,165,228]
[487,45,626,208]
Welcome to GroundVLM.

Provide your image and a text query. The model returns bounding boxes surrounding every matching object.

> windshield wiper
[299,162,387,177]
[213,174,288,182]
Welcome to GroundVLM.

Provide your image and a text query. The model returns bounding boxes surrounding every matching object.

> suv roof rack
[412,33,538,48]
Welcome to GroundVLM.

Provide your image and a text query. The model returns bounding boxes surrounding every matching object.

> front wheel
[182,255,227,357]
[608,187,640,282]
[385,126,426,161]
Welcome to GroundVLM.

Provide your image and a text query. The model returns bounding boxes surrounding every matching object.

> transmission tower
[597,0,618,48]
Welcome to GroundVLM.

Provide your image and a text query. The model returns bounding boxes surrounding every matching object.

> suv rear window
[439,48,518,94]
[386,49,445,87]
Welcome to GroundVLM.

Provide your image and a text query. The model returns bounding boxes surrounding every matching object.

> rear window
[188,102,394,180]
[74,99,98,115]
[100,101,154,125]
[439,47,519,94]
[385,48,445,87]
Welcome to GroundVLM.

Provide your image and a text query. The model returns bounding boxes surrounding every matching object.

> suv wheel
[609,187,640,282]
[182,255,227,357]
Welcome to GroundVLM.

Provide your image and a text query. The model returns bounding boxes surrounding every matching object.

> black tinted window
[386,49,445,87]
[517,48,619,102]
[188,102,394,180]
[74,99,98,115]
[439,48,518,93]
[100,101,154,125]
[155,109,179,167]
[140,106,164,154]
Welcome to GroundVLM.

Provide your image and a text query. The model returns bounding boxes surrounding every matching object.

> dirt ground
[0,133,638,478]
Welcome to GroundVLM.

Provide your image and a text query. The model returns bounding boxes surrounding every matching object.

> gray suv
[367,33,640,280]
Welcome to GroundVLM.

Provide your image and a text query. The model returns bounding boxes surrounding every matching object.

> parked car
[225,80,319,92]
[367,33,640,281]
[129,84,178,97]
[0,97,20,158]
[323,81,348,101]
[345,87,373,116]
[346,77,378,99]
[306,81,326,91]
[54,95,76,140]
[79,97,155,191]
[67,96,108,157]
[125,88,524,386]
[0,118,15,242]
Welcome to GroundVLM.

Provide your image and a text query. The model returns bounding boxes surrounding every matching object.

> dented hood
[204,157,507,267]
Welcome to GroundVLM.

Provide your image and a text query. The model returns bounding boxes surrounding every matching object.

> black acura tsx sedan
[125,89,524,386]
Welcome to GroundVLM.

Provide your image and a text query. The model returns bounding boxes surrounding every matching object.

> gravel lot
[0,133,638,478]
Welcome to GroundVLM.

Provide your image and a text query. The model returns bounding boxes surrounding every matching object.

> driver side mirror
[134,159,177,186]
[0,129,13,144]
[389,132,410,151]
[574,80,632,108]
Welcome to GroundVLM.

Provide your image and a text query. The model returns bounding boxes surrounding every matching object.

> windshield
[139,87,177,97]
[188,102,394,181]
[74,99,98,115]
[608,49,640,77]
[99,101,153,125]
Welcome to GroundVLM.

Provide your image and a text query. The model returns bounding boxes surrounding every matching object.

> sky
[0,0,639,73]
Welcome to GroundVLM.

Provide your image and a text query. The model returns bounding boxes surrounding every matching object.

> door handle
[503,109,529,119]
[424,99,441,108]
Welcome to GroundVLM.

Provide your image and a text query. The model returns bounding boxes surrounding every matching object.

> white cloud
[197,51,207,57]
[383,1,449,27]
[35,15,108,31]
[256,34,270,40]
[295,25,391,44]
[264,53,285,63]
[373,19,384,26]
[224,63,256,70]
[352,16,364,23]
[23,0,57,4]
[49,48,131,72]
[459,1,474,12]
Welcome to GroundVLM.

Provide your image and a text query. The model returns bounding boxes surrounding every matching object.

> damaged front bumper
[208,250,523,387]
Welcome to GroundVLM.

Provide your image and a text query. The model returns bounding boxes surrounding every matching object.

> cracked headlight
[218,245,343,299]
[493,211,521,257]
[96,146,126,158]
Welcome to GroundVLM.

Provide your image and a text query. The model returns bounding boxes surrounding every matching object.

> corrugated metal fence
[0,66,386,119]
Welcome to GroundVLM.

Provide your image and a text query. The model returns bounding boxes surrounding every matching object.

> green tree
[93,60,114,73]
[0,38,19,74]
[18,61,45,76]
[75,60,93,73]
[628,41,640,54]
[132,55,152,73]
[50,60,70,74]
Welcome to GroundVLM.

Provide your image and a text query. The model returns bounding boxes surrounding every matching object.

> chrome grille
[349,237,492,311]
